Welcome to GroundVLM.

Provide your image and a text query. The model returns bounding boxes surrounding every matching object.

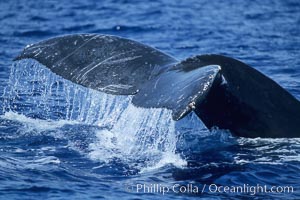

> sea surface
[0,0,300,199]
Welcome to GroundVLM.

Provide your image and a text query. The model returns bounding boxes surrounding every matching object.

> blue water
[0,0,300,199]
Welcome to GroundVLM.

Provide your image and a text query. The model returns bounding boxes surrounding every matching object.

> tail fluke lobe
[14,34,177,95]
[132,65,221,120]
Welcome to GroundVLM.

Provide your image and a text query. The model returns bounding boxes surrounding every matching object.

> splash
[88,104,188,170]
[1,60,196,170]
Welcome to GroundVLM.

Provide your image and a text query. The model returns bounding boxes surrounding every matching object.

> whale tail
[14,34,300,138]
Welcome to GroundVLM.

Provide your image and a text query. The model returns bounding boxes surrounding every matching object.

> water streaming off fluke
[1,60,207,170]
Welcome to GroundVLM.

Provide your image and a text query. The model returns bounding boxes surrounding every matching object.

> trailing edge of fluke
[14,34,300,138]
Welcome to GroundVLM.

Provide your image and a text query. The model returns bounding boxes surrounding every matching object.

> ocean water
[0,0,300,199]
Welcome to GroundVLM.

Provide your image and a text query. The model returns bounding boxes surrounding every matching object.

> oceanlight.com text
[125,183,294,196]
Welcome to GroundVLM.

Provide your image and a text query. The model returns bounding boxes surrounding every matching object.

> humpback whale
[14,34,300,138]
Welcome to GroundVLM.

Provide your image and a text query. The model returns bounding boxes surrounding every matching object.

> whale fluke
[14,34,300,138]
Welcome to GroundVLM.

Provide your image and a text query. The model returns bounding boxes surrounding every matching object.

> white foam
[1,111,79,131]
[140,152,187,173]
